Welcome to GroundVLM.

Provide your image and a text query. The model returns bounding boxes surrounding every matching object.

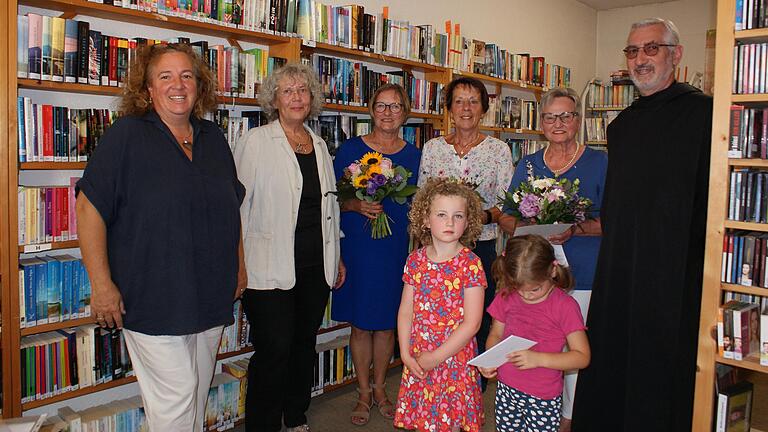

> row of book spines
[18,12,277,98]
[218,299,252,355]
[721,230,768,287]
[584,117,608,142]
[17,99,115,163]
[204,373,242,431]
[471,44,567,88]
[481,96,539,131]
[732,42,768,96]
[312,339,353,394]
[42,398,146,432]
[734,0,768,30]
[588,83,636,108]
[716,299,767,364]
[18,182,80,247]
[20,326,133,403]
[19,254,92,329]
[728,169,768,224]
[311,55,441,113]
[507,139,548,166]
[402,123,438,150]
[727,105,768,159]
[19,14,132,86]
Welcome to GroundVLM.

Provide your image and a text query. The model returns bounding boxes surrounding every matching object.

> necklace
[453,133,483,158]
[286,130,311,153]
[177,125,193,151]
[544,143,580,175]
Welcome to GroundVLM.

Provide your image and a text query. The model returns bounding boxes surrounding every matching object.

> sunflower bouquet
[335,151,418,239]
[501,161,592,225]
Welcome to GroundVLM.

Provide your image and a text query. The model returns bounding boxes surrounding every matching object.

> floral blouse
[418,135,514,241]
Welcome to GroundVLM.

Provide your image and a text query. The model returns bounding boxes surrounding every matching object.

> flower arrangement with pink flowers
[334,151,418,239]
[501,161,592,225]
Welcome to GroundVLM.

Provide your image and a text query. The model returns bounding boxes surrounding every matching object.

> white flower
[512,192,522,203]
[532,178,554,190]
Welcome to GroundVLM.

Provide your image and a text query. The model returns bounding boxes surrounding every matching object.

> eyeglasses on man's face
[373,102,403,113]
[541,112,579,125]
[622,43,677,59]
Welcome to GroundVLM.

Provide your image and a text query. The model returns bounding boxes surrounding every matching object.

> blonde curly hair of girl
[408,178,485,249]
[492,234,574,296]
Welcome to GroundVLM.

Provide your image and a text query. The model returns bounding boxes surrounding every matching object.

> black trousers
[242,264,330,431]
[473,239,498,392]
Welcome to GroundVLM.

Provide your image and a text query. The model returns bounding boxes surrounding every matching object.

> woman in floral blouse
[417,76,514,390]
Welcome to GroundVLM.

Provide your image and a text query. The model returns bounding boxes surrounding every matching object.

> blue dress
[331,136,421,330]
[507,147,608,291]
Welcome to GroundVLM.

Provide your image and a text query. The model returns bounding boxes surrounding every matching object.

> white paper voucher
[468,334,537,368]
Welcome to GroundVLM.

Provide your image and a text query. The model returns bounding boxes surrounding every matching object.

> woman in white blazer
[233,63,345,432]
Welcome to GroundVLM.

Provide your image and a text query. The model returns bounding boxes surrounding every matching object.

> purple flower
[367,183,378,195]
[393,174,403,184]
[371,173,388,187]
[519,194,541,218]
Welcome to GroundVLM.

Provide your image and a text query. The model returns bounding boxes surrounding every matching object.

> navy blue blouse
[77,111,246,335]
[507,147,608,291]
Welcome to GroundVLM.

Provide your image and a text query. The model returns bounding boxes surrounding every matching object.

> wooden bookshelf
[729,158,768,168]
[317,323,351,335]
[20,162,87,170]
[717,355,768,374]
[304,42,445,74]
[22,376,138,410]
[455,70,544,95]
[694,0,768,429]
[722,282,768,297]
[18,0,294,47]
[587,106,628,111]
[20,316,95,336]
[724,220,768,232]
[18,240,79,254]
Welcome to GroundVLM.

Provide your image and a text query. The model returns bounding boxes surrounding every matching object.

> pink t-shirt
[487,287,585,399]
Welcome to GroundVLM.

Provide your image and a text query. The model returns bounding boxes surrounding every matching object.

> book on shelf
[221,359,249,421]
[715,381,753,432]
[761,300,768,366]
[17,182,82,247]
[20,325,133,403]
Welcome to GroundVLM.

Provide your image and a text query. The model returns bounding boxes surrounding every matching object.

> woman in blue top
[498,87,607,432]
[331,84,421,426]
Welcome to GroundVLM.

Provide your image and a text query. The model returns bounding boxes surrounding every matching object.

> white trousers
[123,326,224,432]
[561,290,592,419]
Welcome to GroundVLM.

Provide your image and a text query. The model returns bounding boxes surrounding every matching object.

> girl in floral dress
[394,178,486,432]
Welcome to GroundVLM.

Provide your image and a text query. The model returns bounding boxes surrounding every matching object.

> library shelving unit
[455,70,545,140]
[1,0,560,422]
[2,0,303,418]
[693,0,768,429]
[579,78,634,148]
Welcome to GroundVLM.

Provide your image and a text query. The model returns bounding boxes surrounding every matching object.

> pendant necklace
[180,126,193,152]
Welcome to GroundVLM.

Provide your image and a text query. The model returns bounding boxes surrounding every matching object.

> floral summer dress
[394,247,486,432]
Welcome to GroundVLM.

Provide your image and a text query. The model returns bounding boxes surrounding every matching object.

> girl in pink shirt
[479,235,590,432]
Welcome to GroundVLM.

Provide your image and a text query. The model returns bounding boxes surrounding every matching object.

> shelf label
[515,129,523,134]
[24,243,52,253]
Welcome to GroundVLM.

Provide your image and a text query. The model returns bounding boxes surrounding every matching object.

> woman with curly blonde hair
[233,62,345,432]
[76,42,245,431]
[394,178,487,432]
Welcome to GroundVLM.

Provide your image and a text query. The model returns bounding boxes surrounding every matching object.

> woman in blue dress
[331,84,421,426]
[498,87,607,432]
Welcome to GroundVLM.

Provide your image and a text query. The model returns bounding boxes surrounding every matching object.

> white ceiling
[577,0,678,10]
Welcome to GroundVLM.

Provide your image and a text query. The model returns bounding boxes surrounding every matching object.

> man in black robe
[572,18,712,431]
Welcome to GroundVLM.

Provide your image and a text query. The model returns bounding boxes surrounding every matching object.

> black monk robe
[571,82,713,432]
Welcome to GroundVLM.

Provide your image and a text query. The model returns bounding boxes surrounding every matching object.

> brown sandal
[371,383,395,419]
[351,388,373,426]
